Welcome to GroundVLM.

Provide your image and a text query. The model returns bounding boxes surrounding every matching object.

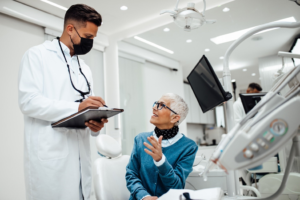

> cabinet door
[211,109,216,124]
[207,109,215,125]
[189,87,201,123]
[200,110,208,124]
[184,84,192,123]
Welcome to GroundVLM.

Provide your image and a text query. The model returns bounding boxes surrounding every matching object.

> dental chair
[94,134,131,200]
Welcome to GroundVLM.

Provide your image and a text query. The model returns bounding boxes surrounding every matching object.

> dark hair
[64,4,102,27]
[248,83,262,91]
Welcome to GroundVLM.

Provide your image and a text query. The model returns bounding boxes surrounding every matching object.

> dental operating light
[160,0,216,32]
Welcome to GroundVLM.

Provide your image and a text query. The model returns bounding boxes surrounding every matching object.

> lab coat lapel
[44,39,68,64]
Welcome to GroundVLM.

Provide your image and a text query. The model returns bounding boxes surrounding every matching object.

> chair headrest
[96,134,122,158]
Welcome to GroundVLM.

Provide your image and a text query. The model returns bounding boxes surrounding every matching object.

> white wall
[259,55,295,92]
[187,124,225,146]
[80,49,105,200]
[143,61,187,134]
[186,124,204,145]
[119,57,147,155]
[118,42,187,135]
[0,13,45,200]
[118,43,187,154]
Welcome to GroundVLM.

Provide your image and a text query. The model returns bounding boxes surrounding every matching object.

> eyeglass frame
[153,101,178,115]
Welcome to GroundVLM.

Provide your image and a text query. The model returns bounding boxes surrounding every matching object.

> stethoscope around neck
[57,37,91,102]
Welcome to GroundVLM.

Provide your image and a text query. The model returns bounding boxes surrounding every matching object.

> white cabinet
[183,83,215,125]
[190,89,201,123]
[199,108,208,124]
[206,110,215,125]
[184,84,192,123]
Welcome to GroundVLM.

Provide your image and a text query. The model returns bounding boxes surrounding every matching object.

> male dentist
[18,4,107,200]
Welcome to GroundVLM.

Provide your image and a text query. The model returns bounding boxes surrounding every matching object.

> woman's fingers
[144,149,154,157]
[147,136,159,148]
[158,136,163,145]
[143,142,155,152]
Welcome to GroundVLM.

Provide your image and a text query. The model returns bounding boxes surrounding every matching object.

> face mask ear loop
[69,35,75,46]
[70,26,81,46]
[73,27,82,39]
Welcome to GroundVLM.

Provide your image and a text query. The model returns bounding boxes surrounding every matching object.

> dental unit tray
[187,55,232,113]
[51,106,124,129]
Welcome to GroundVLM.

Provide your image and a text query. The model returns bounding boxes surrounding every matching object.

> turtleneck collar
[154,126,179,140]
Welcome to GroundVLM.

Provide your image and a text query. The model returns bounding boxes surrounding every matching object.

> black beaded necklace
[154,126,179,140]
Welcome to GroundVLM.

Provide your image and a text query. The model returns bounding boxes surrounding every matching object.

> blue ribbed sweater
[125,131,198,200]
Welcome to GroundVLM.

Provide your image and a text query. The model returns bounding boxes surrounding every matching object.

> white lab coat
[18,39,99,200]
[233,97,246,124]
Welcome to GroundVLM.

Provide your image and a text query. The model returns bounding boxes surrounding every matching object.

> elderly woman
[126,93,198,200]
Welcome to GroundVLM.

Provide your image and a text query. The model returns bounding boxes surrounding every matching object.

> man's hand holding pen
[78,96,106,111]
[79,96,108,132]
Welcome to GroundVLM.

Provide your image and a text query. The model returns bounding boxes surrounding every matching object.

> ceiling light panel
[186,39,192,43]
[134,36,174,54]
[41,0,67,11]
[164,28,170,32]
[120,6,128,10]
[205,49,210,52]
[223,7,230,12]
[211,17,296,44]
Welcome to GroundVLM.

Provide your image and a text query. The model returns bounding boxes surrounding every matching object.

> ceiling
[15,0,212,35]
[15,0,300,91]
[124,0,300,89]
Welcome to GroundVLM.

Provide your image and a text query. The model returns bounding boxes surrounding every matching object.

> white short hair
[161,93,189,126]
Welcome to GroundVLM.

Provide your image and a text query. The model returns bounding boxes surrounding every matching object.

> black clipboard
[51,106,124,129]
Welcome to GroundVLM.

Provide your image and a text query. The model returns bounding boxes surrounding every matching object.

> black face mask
[70,27,93,55]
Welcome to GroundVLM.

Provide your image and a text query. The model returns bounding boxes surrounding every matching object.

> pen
[103,105,108,108]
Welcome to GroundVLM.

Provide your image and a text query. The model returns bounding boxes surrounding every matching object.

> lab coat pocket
[38,126,69,161]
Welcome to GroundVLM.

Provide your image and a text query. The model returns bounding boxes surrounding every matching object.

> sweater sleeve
[156,144,198,189]
[126,136,150,200]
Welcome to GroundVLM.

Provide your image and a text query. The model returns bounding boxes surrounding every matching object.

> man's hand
[143,196,158,200]
[85,118,108,132]
[78,96,105,111]
[143,136,163,162]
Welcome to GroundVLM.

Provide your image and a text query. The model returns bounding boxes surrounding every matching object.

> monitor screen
[187,55,228,113]
[239,93,267,114]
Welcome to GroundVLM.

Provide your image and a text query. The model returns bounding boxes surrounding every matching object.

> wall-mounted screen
[187,55,232,113]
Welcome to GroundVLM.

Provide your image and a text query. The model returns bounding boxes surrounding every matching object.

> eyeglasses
[153,101,177,114]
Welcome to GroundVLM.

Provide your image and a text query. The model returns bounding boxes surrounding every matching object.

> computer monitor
[239,92,267,114]
[187,55,232,113]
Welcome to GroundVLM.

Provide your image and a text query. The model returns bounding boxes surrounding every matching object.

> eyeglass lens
[153,101,165,110]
